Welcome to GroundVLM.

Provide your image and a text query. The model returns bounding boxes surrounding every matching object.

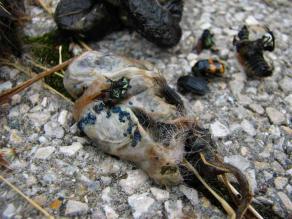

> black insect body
[233,25,275,78]
[192,59,225,78]
[196,29,216,53]
[55,0,183,48]
[109,77,130,100]
[160,84,184,109]
[177,75,209,95]
[238,25,249,40]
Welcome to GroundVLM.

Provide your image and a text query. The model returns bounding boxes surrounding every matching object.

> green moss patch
[24,31,74,99]
[24,31,72,66]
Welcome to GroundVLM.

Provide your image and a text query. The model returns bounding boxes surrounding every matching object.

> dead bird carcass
[54,0,183,48]
[233,25,275,78]
[63,51,258,218]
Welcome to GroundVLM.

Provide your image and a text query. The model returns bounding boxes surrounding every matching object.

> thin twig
[79,41,93,51]
[27,58,47,71]
[0,175,54,218]
[27,59,64,78]
[53,71,64,78]
[0,3,11,16]
[36,0,53,15]
[0,58,75,104]
[218,175,264,219]
[43,83,73,103]
[0,59,35,77]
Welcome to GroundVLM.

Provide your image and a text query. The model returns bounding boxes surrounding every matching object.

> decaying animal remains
[64,51,257,218]
[233,25,275,78]
[55,0,183,48]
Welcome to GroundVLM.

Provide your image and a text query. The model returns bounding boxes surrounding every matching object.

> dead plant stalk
[0,57,75,104]
[0,174,54,218]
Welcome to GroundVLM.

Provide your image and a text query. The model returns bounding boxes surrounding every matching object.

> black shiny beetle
[109,77,130,100]
[192,59,225,78]
[177,76,209,96]
[195,29,216,54]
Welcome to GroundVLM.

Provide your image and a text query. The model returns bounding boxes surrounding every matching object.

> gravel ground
[0,0,291,218]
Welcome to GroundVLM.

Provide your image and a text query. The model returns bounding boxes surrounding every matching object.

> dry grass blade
[79,41,93,51]
[0,59,35,77]
[27,57,64,78]
[0,57,75,104]
[218,175,264,219]
[0,174,54,218]
[43,83,73,103]
[0,2,11,16]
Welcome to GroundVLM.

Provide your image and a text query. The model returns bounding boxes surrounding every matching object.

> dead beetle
[177,75,209,95]
[196,29,216,54]
[192,59,225,78]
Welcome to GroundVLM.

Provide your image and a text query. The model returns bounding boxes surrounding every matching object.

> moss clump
[24,30,72,66]
[44,74,72,99]
[24,31,74,99]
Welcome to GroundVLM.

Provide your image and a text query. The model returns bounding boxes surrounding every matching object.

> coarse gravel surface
[0,0,291,218]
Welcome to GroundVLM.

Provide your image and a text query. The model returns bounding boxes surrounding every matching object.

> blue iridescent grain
[132,128,142,147]
[106,110,112,118]
[109,106,142,146]
[93,102,105,114]
[111,106,131,123]
[77,112,96,131]
[127,121,134,134]
[111,106,121,113]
